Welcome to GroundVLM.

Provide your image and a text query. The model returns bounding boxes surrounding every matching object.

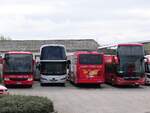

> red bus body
[68,51,105,85]
[3,51,34,87]
[98,43,145,86]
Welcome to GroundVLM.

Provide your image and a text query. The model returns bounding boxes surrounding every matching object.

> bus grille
[10,78,28,81]
[123,77,140,80]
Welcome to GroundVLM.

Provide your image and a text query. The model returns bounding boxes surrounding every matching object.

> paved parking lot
[9,82,150,113]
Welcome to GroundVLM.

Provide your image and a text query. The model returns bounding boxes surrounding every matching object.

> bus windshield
[40,46,66,60]
[79,54,102,65]
[40,62,67,75]
[118,46,144,56]
[4,54,33,74]
[117,46,145,75]
[117,56,145,75]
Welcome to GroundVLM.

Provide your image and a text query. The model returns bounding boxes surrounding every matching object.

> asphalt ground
[9,82,150,113]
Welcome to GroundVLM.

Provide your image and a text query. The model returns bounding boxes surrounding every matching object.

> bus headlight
[118,71,124,74]
[28,78,33,81]
[4,78,10,81]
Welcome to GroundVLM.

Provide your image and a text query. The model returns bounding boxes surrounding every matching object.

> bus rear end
[3,52,34,87]
[75,52,105,84]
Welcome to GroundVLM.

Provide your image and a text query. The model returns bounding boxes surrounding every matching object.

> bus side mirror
[0,58,3,64]
[67,60,71,69]
[67,60,71,64]
[33,60,35,64]
[113,56,119,64]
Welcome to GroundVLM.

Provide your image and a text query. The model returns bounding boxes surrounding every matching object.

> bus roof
[40,44,65,50]
[74,51,102,55]
[98,43,143,49]
[5,51,33,54]
[40,44,66,54]
[118,43,143,46]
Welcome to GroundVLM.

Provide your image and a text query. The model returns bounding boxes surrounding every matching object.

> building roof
[0,39,99,52]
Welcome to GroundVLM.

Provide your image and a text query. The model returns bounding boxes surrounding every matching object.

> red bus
[68,51,105,85]
[3,51,34,87]
[98,43,145,86]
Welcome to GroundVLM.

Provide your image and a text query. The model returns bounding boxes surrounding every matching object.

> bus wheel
[61,83,65,87]
[134,84,139,87]
[27,85,32,88]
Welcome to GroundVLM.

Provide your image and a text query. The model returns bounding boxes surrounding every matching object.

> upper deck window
[118,46,144,56]
[40,46,66,60]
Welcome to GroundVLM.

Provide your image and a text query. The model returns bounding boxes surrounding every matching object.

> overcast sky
[0,0,150,44]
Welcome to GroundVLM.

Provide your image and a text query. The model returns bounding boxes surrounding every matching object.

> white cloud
[0,0,150,44]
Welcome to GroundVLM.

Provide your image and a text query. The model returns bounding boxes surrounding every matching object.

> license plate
[16,82,22,84]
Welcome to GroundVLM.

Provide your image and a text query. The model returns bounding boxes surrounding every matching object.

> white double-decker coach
[39,44,69,86]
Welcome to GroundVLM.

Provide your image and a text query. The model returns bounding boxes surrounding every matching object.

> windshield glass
[118,46,144,56]
[117,56,145,75]
[40,46,66,60]
[4,54,33,74]
[79,54,102,65]
[40,62,67,75]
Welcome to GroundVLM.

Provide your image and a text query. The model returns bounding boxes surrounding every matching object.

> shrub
[0,95,54,113]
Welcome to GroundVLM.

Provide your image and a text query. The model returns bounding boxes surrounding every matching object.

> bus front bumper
[77,78,104,84]
[4,80,33,86]
[116,77,145,85]
[40,74,67,83]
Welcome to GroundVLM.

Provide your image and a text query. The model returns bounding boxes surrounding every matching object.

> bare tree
[0,35,12,40]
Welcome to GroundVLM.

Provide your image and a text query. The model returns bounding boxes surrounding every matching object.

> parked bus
[3,51,34,87]
[145,55,150,85]
[39,44,69,86]
[98,43,145,86]
[68,51,105,85]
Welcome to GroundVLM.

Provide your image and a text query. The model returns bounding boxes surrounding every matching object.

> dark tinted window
[118,46,144,56]
[40,46,66,60]
[118,56,145,74]
[4,54,33,74]
[40,62,67,75]
[79,54,102,64]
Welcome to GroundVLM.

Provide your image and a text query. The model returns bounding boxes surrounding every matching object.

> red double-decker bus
[68,51,105,85]
[3,51,34,87]
[98,43,145,86]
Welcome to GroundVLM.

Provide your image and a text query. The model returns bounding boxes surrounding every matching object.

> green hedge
[0,95,54,113]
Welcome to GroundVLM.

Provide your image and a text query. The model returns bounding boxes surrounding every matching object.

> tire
[27,85,32,88]
[61,83,65,87]
[134,84,140,87]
